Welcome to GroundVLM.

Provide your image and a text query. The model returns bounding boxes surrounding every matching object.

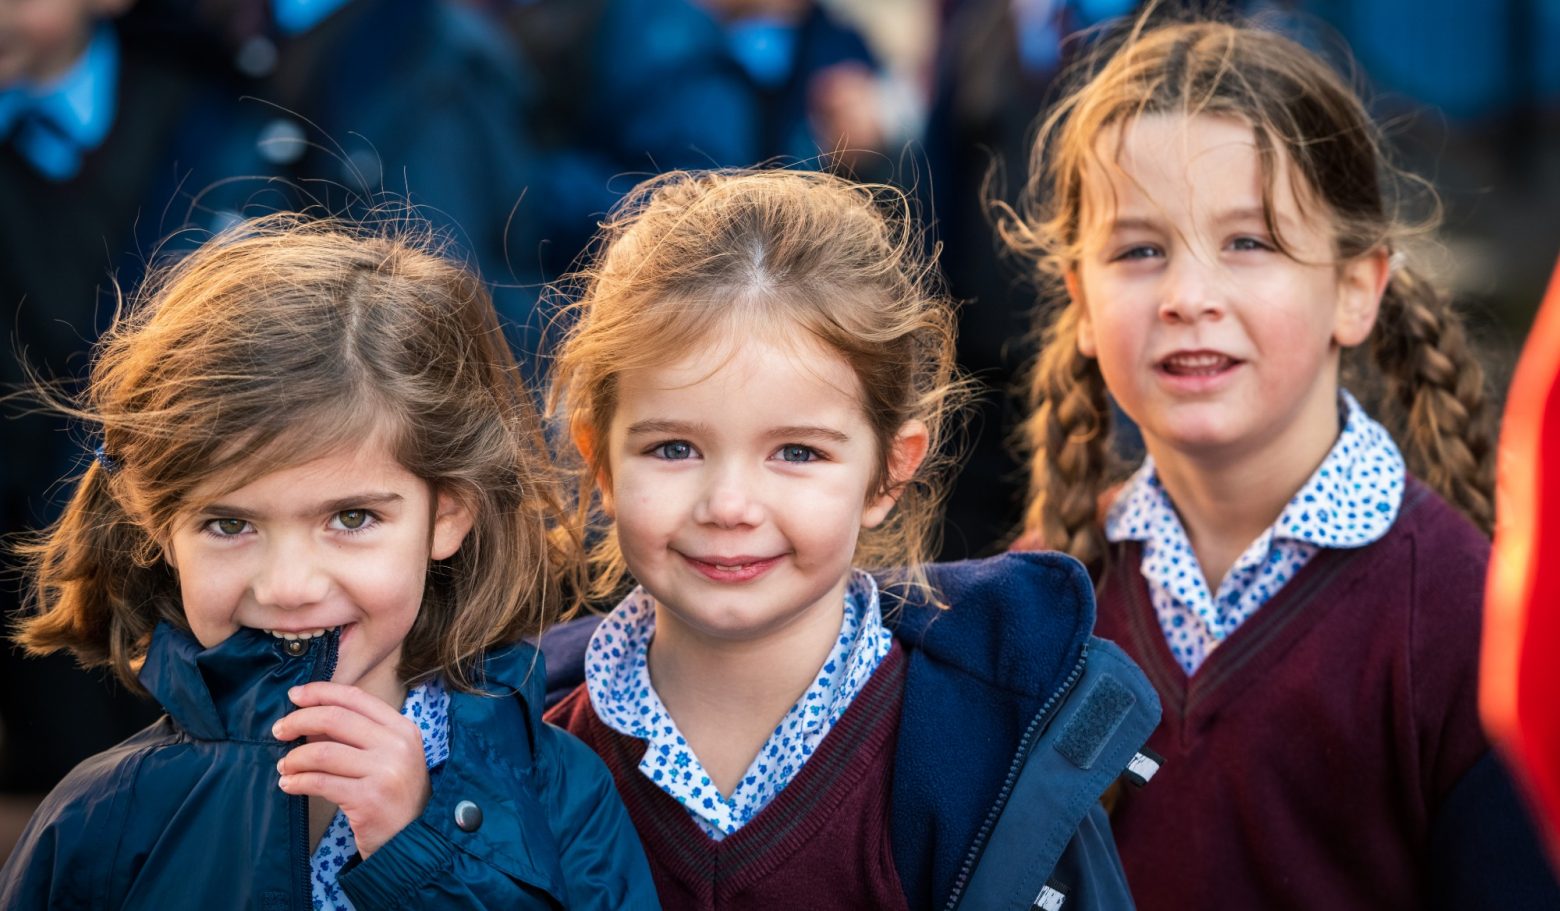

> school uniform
[1090,393,1560,909]
[544,553,1161,910]
[0,623,659,909]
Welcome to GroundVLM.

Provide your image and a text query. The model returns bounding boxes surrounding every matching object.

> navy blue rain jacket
[541,552,1161,910]
[0,623,659,910]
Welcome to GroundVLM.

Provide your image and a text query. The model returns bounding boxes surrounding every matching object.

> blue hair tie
[94,443,120,474]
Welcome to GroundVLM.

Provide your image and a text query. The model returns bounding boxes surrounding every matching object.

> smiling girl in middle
[545,169,1160,910]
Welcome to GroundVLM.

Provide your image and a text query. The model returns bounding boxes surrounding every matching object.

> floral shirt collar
[585,570,893,839]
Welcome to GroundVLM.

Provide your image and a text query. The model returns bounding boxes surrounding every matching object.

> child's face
[598,333,910,645]
[1069,112,1385,466]
[164,436,472,708]
[0,0,128,86]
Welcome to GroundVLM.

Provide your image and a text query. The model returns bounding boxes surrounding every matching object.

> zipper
[941,642,1090,911]
[289,628,342,909]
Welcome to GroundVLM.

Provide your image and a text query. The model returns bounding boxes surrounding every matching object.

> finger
[273,704,403,748]
[277,770,366,809]
[276,740,378,780]
[287,682,406,725]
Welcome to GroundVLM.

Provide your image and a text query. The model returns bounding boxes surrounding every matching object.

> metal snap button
[454,800,483,833]
[284,639,308,657]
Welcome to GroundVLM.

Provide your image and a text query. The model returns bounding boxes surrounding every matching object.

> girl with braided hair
[1007,14,1558,911]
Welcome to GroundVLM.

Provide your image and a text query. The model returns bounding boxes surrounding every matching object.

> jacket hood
[882,551,1095,697]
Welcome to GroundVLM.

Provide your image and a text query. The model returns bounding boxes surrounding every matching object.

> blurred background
[2,0,1556,861]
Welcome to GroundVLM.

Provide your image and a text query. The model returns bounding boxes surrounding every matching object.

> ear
[429,490,476,560]
[1333,247,1390,347]
[572,421,616,517]
[1066,271,1097,358]
[863,420,931,529]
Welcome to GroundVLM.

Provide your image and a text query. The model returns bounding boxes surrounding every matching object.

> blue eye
[1230,236,1274,252]
[778,445,818,463]
[653,441,695,460]
[1113,244,1162,262]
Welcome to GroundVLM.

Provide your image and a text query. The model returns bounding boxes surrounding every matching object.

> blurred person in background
[501,0,915,279]
[131,0,551,372]
[922,0,1138,558]
[0,0,278,862]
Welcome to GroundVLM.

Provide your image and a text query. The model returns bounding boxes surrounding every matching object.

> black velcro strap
[1053,673,1136,770]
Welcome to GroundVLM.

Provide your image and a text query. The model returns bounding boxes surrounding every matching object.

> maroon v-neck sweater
[1095,478,1491,909]
[546,643,909,911]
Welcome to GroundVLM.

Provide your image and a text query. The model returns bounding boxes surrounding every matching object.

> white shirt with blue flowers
[1105,391,1405,675]
[584,571,894,840]
[309,677,450,910]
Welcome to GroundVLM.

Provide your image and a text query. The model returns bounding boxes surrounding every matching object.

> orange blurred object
[1482,254,1560,871]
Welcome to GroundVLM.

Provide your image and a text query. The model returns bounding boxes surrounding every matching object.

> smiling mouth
[263,627,333,641]
[681,554,782,582]
[1158,351,1240,376]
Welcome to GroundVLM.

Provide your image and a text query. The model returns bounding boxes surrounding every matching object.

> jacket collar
[139,622,336,742]
[139,622,549,744]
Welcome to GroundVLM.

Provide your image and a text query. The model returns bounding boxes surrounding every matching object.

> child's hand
[273,682,431,858]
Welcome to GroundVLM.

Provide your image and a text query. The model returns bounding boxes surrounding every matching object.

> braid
[1022,306,1115,570]
[1368,266,1495,534]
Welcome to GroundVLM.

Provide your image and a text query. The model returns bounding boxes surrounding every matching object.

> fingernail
[278,775,290,788]
[271,722,283,738]
[288,686,301,701]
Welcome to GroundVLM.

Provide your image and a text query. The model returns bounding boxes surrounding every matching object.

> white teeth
[1164,353,1227,368]
[716,564,744,571]
[263,628,327,641]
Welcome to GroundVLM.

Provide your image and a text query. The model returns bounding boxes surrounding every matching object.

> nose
[692,465,765,529]
[1158,252,1226,324]
[251,535,330,610]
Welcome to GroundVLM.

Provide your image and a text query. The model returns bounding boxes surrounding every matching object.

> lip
[679,552,783,583]
[1154,349,1242,391]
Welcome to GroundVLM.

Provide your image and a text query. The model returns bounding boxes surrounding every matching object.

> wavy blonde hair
[1002,17,1495,570]
[549,169,966,601]
[17,214,577,693]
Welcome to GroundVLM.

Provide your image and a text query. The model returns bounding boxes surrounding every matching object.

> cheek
[353,548,430,623]
[174,556,243,647]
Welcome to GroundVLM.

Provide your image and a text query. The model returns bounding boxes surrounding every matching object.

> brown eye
[210,518,248,536]
[336,510,369,530]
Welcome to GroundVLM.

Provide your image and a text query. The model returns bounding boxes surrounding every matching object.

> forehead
[612,329,866,423]
[176,413,407,507]
[1080,112,1306,229]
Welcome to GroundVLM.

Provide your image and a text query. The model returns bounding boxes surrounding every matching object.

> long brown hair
[548,169,966,601]
[17,214,576,693]
[1003,16,1495,570]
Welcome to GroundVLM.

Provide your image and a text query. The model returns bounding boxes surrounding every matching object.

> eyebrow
[624,419,851,444]
[1105,206,1296,235]
[199,492,404,520]
[768,425,851,444]
[624,419,712,437]
[1213,206,1296,232]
